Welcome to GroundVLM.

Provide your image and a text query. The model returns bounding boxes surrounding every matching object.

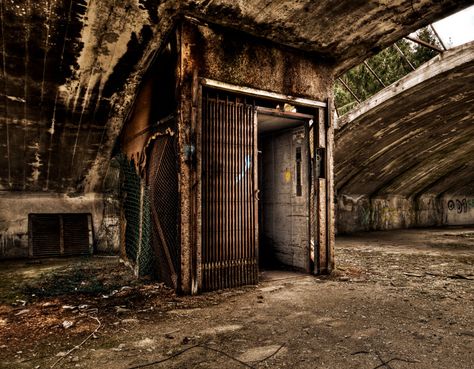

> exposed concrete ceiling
[335,41,474,198]
[0,0,471,193]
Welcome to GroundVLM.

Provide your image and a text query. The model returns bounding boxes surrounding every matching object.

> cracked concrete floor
[0,227,473,369]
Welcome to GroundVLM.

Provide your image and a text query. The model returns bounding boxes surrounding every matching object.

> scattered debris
[51,316,101,368]
[62,320,74,329]
[115,306,131,314]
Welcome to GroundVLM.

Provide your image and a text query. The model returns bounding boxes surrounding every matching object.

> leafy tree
[335,26,441,116]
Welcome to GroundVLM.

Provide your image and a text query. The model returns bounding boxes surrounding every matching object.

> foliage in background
[335,27,442,116]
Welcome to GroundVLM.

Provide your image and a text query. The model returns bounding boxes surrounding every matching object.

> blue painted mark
[236,155,252,183]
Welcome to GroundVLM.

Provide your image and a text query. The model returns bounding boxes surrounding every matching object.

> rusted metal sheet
[29,214,61,258]
[201,92,258,291]
[29,214,92,258]
[62,214,92,256]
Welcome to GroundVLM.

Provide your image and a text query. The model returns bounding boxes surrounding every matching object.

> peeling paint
[6,95,26,103]
[28,142,43,183]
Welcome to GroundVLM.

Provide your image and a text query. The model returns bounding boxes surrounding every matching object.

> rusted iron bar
[430,24,448,51]
[405,35,443,53]
[337,77,360,103]
[201,78,327,108]
[122,114,175,146]
[363,60,386,87]
[393,43,415,70]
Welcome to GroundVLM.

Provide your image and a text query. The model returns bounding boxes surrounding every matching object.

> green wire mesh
[118,154,154,277]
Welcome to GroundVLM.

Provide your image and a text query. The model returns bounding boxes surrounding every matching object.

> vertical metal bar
[217,96,222,290]
[215,97,219,289]
[201,94,205,290]
[220,98,225,289]
[205,93,210,289]
[247,104,252,284]
[227,99,231,288]
[229,101,236,285]
[223,96,230,287]
[305,121,311,273]
[247,103,252,285]
[253,106,259,283]
[212,96,217,290]
[196,85,203,292]
[235,98,240,287]
[217,97,221,289]
[204,94,210,289]
[205,95,209,290]
[236,101,241,286]
[205,95,210,290]
[243,103,247,286]
[226,97,231,287]
[238,103,244,284]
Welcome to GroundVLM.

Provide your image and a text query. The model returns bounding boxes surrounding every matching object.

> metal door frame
[256,107,315,273]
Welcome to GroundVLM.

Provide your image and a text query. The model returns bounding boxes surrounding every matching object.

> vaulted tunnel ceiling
[0,0,471,193]
[335,41,474,198]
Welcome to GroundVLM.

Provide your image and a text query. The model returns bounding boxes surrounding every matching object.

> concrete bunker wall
[0,193,120,259]
[187,21,332,99]
[336,194,474,233]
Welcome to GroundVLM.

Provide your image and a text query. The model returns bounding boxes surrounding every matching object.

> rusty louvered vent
[29,214,93,258]
[201,91,258,291]
[147,135,180,289]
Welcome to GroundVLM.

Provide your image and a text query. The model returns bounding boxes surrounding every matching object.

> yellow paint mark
[284,169,291,183]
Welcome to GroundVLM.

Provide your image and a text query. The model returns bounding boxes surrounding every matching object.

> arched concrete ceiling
[0,0,471,193]
[335,41,474,198]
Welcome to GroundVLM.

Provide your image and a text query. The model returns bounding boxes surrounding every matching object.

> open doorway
[198,86,331,292]
[257,107,313,272]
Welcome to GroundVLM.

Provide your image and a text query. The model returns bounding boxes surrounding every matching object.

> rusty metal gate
[147,135,179,289]
[201,92,258,290]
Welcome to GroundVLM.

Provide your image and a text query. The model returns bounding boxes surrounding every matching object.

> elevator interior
[257,107,313,272]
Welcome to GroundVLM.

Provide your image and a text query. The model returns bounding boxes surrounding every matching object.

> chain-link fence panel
[118,155,154,277]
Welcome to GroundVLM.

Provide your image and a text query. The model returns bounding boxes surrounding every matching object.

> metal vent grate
[62,214,92,256]
[29,214,93,258]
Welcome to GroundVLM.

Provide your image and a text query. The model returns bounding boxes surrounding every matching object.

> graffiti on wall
[447,198,474,214]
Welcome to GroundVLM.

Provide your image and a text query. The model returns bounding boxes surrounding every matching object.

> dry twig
[50,316,101,368]
[256,344,285,363]
[128,342,285,369]
[351,350,418,369]
[127,343,255,369]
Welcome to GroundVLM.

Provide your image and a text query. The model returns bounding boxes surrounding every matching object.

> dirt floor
[1,227,473,369]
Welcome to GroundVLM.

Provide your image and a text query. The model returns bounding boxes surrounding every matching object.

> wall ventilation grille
[29,214,93,258]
